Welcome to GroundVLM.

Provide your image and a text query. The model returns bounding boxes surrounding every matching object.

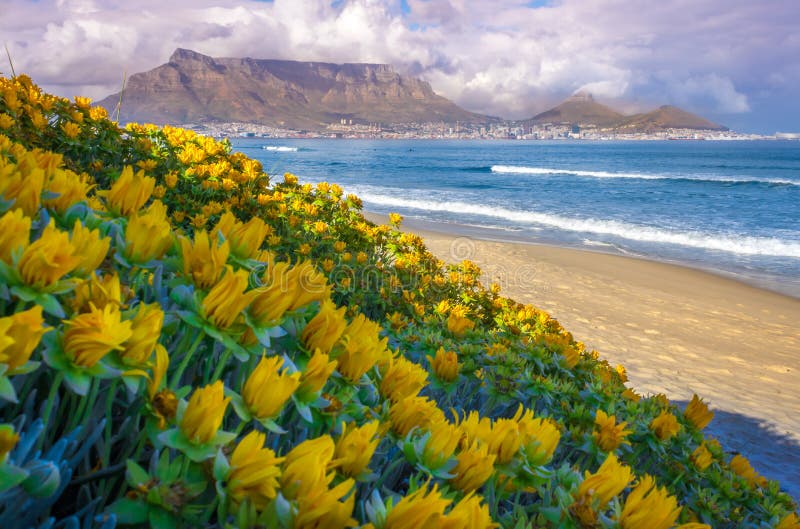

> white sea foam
[356,191,800,258]
[490,165,800,186]
[263,145,299,152]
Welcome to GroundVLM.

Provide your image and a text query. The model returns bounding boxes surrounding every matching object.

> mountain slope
[525,92,623,127]
[523,93,726,132]
[98,49,489,129]
[617,105,728,131]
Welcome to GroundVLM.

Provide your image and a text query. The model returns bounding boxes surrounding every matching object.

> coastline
[365,211,800,499]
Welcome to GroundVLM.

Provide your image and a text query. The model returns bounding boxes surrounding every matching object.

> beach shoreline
[365,211,800,500]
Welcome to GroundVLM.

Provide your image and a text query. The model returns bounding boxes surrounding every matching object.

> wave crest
[357,191,800,258]
[490,165,799,186]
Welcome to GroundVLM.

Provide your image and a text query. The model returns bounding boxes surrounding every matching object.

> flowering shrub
[0,73,797,529]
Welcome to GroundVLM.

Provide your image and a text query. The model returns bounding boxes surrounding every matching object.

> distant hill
[526,92,623,128]
[616,105,727,132]
[98,49,492,129]
[523,93,727,132]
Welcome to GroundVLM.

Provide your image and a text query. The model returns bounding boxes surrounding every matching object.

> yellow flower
[0,424,20,461]
[619,475,681,529]
[449,441,496,493]
[301,299,347,355]
[576,453,634,506]
[179,381,229,444]
[593,409,631,452]
[201,266,258,329]
[164,172,178,188]
[283,173,298,185]
[215,211,269,259]
[385,483,450,529]
[0,113,13,129]
[729,454,767,487]
[247,276,292,327]
[148,344,169,399]
[294,478,357,529]
[61,121,80,139]
[336,313,388,382]
[227,430,283,510]
[388,212,403,226]
[380,355,428,402]
[0,306,48,371]
[69,221,110,276]
[18,220,81,288]
[281,435,336,499]
[63,304,133,368]
[442,493,498,529]
[518,412,561,466]
[242,355,300,420]
[621,388,641,402]
[43,169,91,214]
[454,411,493,449]
[650,411,681,441]
[333,241,346,253]
[71,273,122,313]
[0,209,30,262]
[334,421,380,477]
[690,443,713,471]
[106,166,155,216]
[447,306,474,337]
[73,96,92,110]
[179,230,229,289]
[487,418,521,465]
[120,303,163,366]
[285,261,330,310]
[684,394,713,430]
[123,201,173,264]
[390,395,445,437]
[777,513,800,529]
[426,347,459,382]
[297,348,337,400]
[675,525,711,529]
[89,106,107,121]
[421,421,460,470]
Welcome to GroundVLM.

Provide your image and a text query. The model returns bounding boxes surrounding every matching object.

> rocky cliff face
[99,49,488,128]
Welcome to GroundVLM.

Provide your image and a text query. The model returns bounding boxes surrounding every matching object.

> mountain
[523,93,726,132]
[525,92,623,127]
[98,49,490,129]
[616,105,727,132]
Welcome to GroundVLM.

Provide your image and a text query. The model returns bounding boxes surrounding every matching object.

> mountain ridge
[524,91,727,132]
[99,48,491,129]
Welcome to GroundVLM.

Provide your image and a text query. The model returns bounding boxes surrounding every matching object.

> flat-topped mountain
[524,92,727,132]
[99,49,490,129]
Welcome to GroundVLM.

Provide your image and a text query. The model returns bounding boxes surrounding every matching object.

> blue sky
[2,0,799,133]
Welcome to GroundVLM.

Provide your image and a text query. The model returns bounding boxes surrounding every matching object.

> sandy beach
[366,213,800,500]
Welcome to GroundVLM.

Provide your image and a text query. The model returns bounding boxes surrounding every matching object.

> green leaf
[0,376,18,403]
[213,449,230,482]
[61,368,92,396]
[0,463,30,493]
[108,498,150,525]
[149,507,178,529]
[126,460,150,487]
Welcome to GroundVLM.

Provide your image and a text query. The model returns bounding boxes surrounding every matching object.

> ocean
[232,139,800,298]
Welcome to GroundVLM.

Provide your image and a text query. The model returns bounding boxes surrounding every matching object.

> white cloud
[1,0,797,122]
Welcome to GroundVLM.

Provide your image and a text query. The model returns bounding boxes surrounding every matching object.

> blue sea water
[232,139,800,297]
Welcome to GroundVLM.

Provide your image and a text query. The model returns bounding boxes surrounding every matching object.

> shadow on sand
[674,399,800,504]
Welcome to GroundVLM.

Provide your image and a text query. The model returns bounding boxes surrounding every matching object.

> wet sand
[366,212,800,499]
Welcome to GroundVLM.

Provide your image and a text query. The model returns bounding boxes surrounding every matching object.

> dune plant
[0,73,797,528]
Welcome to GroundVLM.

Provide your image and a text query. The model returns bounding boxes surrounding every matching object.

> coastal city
[188,119,793,141]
